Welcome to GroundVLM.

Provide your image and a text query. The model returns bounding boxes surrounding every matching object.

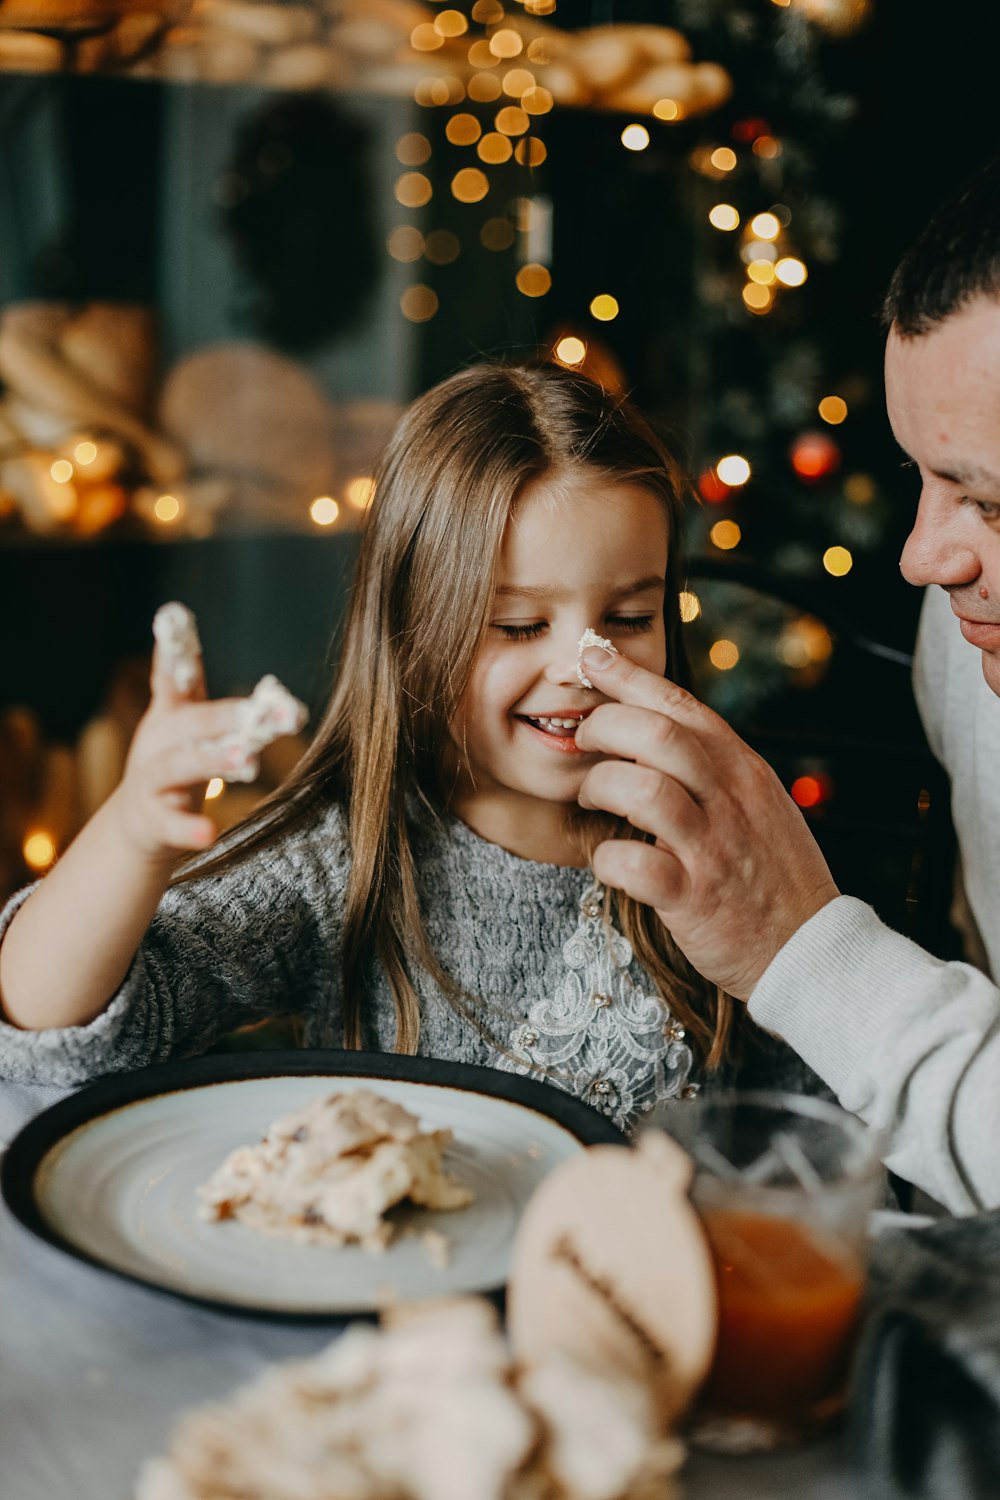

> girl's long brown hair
[181,363,734,1067]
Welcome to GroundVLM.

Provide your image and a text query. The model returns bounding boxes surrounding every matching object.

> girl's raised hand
[109,611,250,863]
[574,647,839,1000]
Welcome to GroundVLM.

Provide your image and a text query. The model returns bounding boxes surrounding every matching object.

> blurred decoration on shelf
[0,298,401,539]
[0,0,732,117]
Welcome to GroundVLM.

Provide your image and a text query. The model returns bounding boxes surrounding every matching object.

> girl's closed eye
[607,613,656,634]
[493,621,546,640]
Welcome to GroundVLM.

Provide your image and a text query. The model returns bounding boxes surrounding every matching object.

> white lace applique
[498,883,697,1131]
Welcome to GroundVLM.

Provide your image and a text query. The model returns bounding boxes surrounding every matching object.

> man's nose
[899,492,981,589]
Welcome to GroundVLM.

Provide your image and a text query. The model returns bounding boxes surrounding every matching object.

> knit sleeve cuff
[0,881,139,1087]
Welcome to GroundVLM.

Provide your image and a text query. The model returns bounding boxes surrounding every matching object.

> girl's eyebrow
[495,575,666,603]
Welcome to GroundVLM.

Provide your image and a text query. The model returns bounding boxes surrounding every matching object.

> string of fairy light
[388,0,558,333]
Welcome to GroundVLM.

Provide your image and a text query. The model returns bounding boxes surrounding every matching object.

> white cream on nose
[576,627,618,689]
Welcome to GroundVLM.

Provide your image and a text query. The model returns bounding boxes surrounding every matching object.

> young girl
[0,362,745,1131]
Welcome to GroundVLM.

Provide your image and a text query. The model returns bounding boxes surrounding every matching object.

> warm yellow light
[524,0,555,11]
[435,8,468,36]
[621,123,650,152]
[710,520,742,550]
[709,203,740,231]
[154,493,182,523]
[521,86,553,115]
[23,830,56,870]
[425,229,460,265]
[818,395,848,425]
[452,167,490,202]
[742,283,772,312]
[555,336,587,365]
[467,39,497,68]
[771,0,791,7]
[775,256,808,287]
[747,259,777,285]
[395,133,431,165]
[750,211,781,240]
[410,22,443,51]
[387,225,425,262]
[310,495,339,526]
[481,217,516,251]
[652,98,681,121]
[73,441,98,466]
[709,639,740,671]
[516,263,551,297]
[489,27,523,58]
[50,459,74,483]
[716,454,751,486]
[495,105,529,135]
[48,482,77,522]
[468,72,502,101]
[346,475,376,510]
[472,0,503,20]
[844,472,875,505]
[395,172,432,208]
[514,136,547,167]
[753,135,781,160]
[446,112,481,146]
[401,284,439,322]
[413,77,456,107]
[678,590,701,623]
[204,777,225,801]
[742,239,777,264]
[710,146,737,171]
[502,67,534,96]
[823,545,853,577]
[478,131,513,163]
[589,294,619,322]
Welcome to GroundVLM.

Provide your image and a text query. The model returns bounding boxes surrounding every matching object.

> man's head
[883,157,1000,697]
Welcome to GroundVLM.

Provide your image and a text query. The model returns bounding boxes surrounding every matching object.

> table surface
[0,1081,859,1500]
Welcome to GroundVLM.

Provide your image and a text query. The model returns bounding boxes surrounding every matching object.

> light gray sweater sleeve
[748,895,1000,1215]
[0,811,349,1088]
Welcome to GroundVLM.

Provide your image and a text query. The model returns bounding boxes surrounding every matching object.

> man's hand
[575,649,839,1000]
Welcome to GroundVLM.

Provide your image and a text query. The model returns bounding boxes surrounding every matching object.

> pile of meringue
[197,1088,473,1251]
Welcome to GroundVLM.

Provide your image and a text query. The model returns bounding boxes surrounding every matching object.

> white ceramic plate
[3,1053,623,1316]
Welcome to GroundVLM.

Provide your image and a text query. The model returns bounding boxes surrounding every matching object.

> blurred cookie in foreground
[135,1297,685,1500]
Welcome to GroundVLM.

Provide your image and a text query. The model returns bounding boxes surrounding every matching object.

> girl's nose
[542,628,585,686]
[899,491,981,590]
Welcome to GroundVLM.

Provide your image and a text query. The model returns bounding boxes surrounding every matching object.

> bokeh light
[310,496,339,526]
[621,124,650,151]
[823,545,853,577]
[709,639,740,671]
[516,263,551,297]
[818,395,848,425]
[23,830,57,869]
[716,454,751,486]
[710,519,741,550]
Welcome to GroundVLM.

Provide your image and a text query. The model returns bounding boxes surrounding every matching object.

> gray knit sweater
[0,807,706,1133]
[750,584,1000,1213]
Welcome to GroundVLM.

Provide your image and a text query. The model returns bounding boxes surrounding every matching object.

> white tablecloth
[0,1081,857,1500]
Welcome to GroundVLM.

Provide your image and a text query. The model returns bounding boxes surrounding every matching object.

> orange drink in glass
[647,1091,881,1454]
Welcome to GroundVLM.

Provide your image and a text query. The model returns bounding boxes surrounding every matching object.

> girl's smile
[449,466,670,863]
[516,707,595,751]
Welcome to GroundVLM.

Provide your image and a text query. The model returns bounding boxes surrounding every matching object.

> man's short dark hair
[882,155,1000,336]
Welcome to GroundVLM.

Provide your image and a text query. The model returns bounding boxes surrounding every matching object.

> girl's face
[449,467,670,863]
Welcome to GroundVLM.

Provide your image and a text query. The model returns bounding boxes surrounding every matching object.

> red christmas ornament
[698,467,731,503]
[791,773,834,809]
[732,117,770,144]
[790,431,841,482]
